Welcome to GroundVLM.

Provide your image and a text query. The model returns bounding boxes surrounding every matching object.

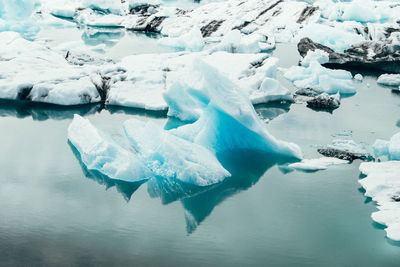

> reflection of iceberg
[0,99,101,121]
[70,141,145,201]
[148,150,294,234]
[81,27,125,48]
[255,102,291,123]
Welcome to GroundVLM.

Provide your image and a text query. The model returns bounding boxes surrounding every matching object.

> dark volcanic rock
[318,148,374,162]
[200,20,224,37]
[295,88,321,97]
[298,37,400,73]
[297,6,318,24]
[306,93,340,111]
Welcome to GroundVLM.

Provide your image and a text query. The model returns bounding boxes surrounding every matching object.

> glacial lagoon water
[1,26,400,266]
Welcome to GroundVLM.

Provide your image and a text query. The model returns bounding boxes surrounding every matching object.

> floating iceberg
[123,119,230,186]
[377,74,400,87]
[284,49,356,95]
[359,161,400,241]
[289,157,348,172]
[158,27,205,52]
[68,114,152,182]
[166,58,302,159]
[373,132,400,160]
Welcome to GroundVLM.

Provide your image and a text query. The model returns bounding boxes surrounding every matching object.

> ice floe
[0,32,102,105]
[289,157,348,172]
[359,161,400,241]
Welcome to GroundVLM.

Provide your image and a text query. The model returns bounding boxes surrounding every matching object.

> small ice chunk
[377,74,400,87]
[289,157,348,172]
[123,119,230,186]
[300,49,329,67]
[68,115,152,182]
[158,28,205,52]
[359,161,400,241]
[354,74,363,82]
[250,77,293,105]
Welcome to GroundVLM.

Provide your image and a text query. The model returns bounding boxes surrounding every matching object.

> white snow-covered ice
[359,161,400,241]
[289,157,348,172]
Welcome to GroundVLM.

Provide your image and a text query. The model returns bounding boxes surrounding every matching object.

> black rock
[318,148,374,162]
[298,37,400,73]
[306,93,340,111]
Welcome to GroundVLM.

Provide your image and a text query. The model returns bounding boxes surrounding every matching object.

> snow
[359,161,400,241]
[373,132,400,160]
[377,74,400,87]
[296,23,364,52]
[284,50,355,95]
[166,58,303,159]
[123,119,230,186]
[68,114,152,182]
[0,32,101,105]
[289,157,348,172]
[159,27,205,52]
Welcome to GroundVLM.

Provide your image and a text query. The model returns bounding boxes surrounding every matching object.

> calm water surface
[1,25,400,266]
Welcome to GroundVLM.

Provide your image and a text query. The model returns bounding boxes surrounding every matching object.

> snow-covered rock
[298,37,400,74]
[123,119,230,186]
[166,58,302,159]
[359,161,400,241]
[68,114,152,182]
[306,93,340,111]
